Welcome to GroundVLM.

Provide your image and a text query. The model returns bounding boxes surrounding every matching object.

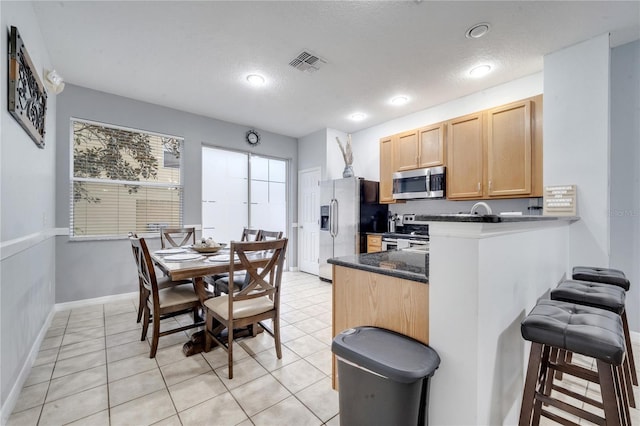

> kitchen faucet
[470,201,492,215]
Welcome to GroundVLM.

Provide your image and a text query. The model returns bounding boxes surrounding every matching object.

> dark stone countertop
[414,214,578,223]
[328,250,428,283]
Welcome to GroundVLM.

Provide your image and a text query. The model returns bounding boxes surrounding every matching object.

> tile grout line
[35,313,68,426]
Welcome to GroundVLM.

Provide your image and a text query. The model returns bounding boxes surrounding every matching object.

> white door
[298,167,321,275]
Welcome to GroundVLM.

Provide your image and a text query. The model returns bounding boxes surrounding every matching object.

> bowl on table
[190,244,223,253]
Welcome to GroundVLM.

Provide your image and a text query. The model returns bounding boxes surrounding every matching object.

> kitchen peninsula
[329,214,578,425]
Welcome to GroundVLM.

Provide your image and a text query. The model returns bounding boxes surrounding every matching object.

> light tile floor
[8,270,640,425]
[9,272,340,426]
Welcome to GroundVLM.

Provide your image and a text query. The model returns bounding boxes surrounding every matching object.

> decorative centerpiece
[191,237,226,253]
[336,134,354,178]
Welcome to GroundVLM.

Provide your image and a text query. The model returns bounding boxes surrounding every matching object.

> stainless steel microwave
[392,166,446,199]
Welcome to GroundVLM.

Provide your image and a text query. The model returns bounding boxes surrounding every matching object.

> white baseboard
[0,307,55,425]
[55,291,138,311]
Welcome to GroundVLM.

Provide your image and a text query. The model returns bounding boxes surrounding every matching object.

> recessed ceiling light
[469,64,492,78]
[246,74,266,86]
[466,23,490,39]
[390,95,409,106]
[349,112,366,121]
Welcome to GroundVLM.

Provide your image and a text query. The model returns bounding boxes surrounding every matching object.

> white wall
[297,127,349,181]
[326,128,349,180]
[544,33,611,267]
[428,220,571,425]
[0,1,57,420]
[610,39,640,330]
[298,128,326,175]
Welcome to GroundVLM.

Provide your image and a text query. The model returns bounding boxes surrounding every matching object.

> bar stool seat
[519,299,630,425]
[573,266,630,291]
[570,266,637,387]
[551,279,626,315]
[550,280,636,407]
[522,299,625,364]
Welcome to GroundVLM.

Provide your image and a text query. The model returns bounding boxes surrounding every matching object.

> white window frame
[69,118,184,240]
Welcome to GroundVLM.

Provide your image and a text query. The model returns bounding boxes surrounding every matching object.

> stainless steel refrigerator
[319,177,388,281]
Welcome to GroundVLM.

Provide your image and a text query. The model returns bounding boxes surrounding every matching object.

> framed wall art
[8,25,48,148]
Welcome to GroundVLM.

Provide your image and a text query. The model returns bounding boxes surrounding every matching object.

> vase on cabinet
[342,165,354,178]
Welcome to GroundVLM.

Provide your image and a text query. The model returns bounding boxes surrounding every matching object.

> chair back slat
[160,227,196,248]
[229,239,287,308]
[259,230,283,241]
[129,236,159,301]
[240,228,262,242]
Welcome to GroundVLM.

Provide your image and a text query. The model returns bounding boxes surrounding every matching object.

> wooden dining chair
[128,232,192,323]
[213,230,284,295]
[160,226,196,249]
[204,238,288,379]
[206,227,262,295]
[130,236,204,358]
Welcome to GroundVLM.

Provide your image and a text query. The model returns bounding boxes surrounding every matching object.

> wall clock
[246,129,260,146]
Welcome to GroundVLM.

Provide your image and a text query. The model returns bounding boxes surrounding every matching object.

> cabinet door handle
[477,182,481,191]
[489,180,492,191]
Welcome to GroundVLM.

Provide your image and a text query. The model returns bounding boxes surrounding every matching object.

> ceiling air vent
[288,51,327,73]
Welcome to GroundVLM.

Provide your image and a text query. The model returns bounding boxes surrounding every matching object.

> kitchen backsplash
[389,197,543,217]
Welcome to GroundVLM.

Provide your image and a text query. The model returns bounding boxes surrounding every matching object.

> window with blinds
[70,119,183,238]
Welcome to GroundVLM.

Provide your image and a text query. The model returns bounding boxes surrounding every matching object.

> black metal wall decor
[8,26,47,148]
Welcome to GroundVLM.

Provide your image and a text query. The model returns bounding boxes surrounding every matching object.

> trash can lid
[331,326,440,383]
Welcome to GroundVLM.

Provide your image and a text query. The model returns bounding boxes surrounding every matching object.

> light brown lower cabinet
[366,235,382,253]
[331,265,429,390]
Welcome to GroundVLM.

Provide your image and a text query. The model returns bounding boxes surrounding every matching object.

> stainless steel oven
[381,235,429,251]
[381,214,430,251]
[381,238,397,251]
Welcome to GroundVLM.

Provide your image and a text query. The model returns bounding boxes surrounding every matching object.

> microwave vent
[288,51,327,73]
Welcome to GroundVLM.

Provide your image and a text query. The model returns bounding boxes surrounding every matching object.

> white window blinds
[70,119,183,238]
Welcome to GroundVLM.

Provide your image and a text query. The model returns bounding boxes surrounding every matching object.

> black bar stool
[572,266,637,386]
[519,299,630,426]
[550,279,635,407]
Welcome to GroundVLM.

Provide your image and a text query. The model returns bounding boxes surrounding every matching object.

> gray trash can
[332,326,440,426]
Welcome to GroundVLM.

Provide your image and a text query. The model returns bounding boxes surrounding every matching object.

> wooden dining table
[151,247,271,303]
[151,247,271,355]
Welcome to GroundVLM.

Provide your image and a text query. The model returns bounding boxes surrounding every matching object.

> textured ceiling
[31,1,640,138]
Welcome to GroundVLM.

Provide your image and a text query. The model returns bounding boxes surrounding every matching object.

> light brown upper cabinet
[418,123,445,167]
[446,95,542,200]
[394,130,420,172]
[486,100,532,197]
[379,95,542,202]
[394,125,445,172]
[446,113,484,199]
[379,136,396,204]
